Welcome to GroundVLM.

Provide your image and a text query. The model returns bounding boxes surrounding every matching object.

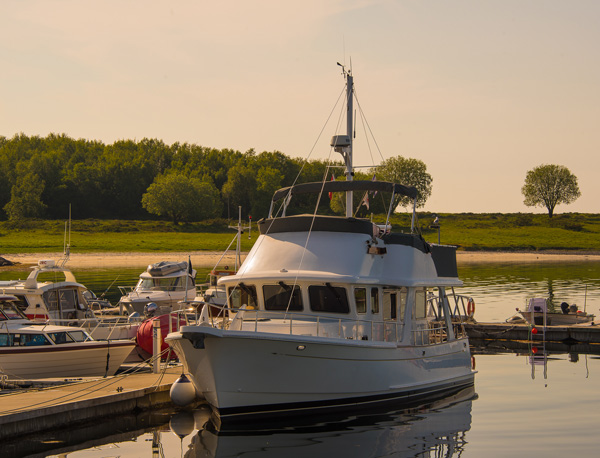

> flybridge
[268,179,419,231]
[270,180,418,203]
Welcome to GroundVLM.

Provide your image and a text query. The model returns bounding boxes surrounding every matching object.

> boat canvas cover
[147,261,188,277]
[271,180,418,202]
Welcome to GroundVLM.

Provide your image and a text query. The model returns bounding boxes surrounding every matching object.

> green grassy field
[1,213,598,254]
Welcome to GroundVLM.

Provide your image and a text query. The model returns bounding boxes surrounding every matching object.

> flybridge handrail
[271,180,418,203]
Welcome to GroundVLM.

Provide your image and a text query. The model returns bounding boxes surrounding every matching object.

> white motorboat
[0,259,139,341]
[0,295,135,379]
[118,261,197,315]
[166,68,475,422]
[516,297,595,326]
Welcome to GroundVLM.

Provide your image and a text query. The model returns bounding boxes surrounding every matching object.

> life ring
[471,356,476,370]
[467,298,476,317]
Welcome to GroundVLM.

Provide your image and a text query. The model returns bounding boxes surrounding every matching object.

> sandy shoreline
[3,250,600,269]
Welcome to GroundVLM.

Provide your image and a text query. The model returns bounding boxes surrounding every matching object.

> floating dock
[464,321,600,344]
[0,365,195,442]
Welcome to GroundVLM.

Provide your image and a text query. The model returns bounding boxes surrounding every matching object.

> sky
[1,1,599,214]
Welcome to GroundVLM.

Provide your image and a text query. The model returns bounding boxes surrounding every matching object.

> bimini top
[271,180,418,203]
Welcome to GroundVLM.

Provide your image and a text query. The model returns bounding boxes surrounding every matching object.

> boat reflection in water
[175,387,476,458]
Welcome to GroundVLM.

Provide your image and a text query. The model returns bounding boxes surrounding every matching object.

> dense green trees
[0,134,438,223]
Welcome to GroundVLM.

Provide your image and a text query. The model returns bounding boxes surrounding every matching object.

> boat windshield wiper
[325,282,344,307]
[237,282,253,296]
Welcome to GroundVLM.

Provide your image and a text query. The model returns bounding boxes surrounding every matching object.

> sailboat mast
[345,72,353,218]
[331,64,355,218]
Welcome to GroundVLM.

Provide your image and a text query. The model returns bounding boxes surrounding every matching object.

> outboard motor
[144,302,158,318]
[560,302,570,314]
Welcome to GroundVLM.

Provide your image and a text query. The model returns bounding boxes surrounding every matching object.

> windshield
[0,299,28,320]
[136,276,188,292]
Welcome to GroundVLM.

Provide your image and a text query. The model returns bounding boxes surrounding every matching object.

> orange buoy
[467,298,476,317]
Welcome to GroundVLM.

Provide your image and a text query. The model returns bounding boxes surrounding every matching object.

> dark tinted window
[263,284,303,311]
[309,285,349,314]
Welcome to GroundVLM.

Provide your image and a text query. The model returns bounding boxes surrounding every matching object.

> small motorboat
[118,261,197,315]
[0,259,140,341]
[0,295,136,380]
[517,297,595,326]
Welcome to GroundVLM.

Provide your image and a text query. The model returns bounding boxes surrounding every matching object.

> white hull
[519,311,594,326]
[168,326,474,418]
[0,340,135,379]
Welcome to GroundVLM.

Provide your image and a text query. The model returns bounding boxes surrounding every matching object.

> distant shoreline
[3,250,600,270]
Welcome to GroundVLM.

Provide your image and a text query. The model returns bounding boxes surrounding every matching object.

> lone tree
[376,156,433,208]
[521,164,581,217]
[142,173,222,223]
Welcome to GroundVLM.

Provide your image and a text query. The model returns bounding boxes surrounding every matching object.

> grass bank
[1,213,599,254]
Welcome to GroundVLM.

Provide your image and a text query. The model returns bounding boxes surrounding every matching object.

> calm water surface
[1,260,599,457]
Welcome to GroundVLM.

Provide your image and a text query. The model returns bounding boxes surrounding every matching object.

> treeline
[0,133,338,221]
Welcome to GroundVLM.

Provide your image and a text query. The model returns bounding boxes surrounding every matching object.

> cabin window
[399,290,407,320]
[383,288,407,321]
[355,288,367,314]
[308,285,350,314]
[383,291,397,320]
[0,334,9,346]
[413,288,427,319]
[0,304,23,320]
[43,290,59,312]
[59,289,79,312]
[11,295,29,309]
[263,284,303,311]
[371,288,380,314]
[68,330,90,342]
[48,332,75,344]
[22,334,51,346]
[139,276,182,292]
[228,284,258,310]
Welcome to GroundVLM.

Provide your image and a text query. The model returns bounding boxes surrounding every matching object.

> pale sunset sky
[1,1,599,214]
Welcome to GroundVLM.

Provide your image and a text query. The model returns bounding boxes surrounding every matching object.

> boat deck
[0,364,198,440]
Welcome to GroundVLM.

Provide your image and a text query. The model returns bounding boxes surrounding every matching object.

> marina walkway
[0,365,187,440]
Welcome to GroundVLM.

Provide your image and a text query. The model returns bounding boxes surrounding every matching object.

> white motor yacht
[118,261,197,315]
[0,260,139,341]
[0,295,135,379]
[166,69,475,423]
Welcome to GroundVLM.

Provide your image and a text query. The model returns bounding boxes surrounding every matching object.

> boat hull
[0,340,135,379]
[519,311,594,326]
[167,326,474,419]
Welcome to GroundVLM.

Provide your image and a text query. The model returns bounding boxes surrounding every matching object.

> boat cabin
[0,260,95,323]
[0,295,93,348]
